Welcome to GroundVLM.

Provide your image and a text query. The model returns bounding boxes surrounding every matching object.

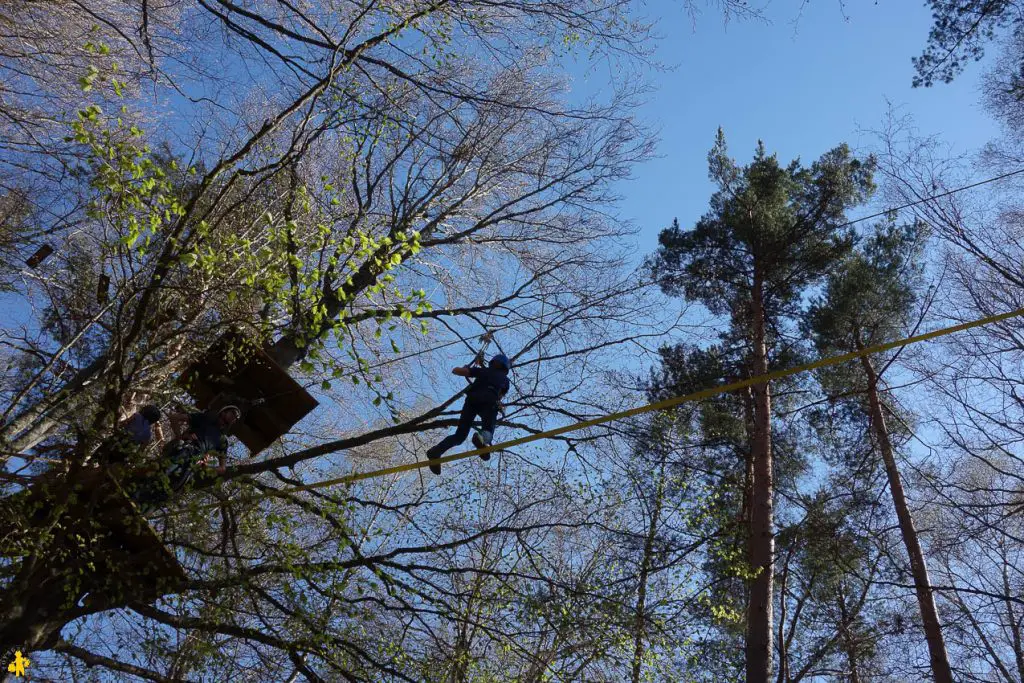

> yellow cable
[162,307,1024,517]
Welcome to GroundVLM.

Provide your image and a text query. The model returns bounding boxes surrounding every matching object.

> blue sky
[602,0,999,260]
[4,1,1001,471]
[567,0,1001,474]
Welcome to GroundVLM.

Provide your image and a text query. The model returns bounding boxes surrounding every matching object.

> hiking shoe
[473,430,493,461]
[427,451,441,475]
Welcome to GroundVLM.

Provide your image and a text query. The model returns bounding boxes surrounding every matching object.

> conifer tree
[648,130,874,682]
[805,222,954,682]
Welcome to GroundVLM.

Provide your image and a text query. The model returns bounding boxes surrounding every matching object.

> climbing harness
[464,332,507,458]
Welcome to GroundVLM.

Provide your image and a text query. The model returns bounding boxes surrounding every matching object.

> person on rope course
[98,404,164,466]
[122,405,164,445]
[129,404,241,510]
[426,353,511,475]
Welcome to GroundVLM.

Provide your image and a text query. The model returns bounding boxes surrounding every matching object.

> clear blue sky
[601,0,999,260]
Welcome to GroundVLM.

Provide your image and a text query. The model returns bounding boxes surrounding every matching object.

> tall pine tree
[648,130,874,682]
[805,222,954,682]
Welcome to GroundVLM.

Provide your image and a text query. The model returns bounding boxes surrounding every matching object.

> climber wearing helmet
[426,353,511,475]
[129,404,241,510]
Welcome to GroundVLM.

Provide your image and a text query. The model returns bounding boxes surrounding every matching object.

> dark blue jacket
[187,412,228,455]
[466,367,510,405]
[160,413,228,492]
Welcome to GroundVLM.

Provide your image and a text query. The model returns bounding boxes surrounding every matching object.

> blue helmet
[490,353,510,370]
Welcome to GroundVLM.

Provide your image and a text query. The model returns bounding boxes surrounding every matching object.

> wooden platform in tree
[178,330,319,454]
[0,467,187,649]
[97,470,187,594]
[1,468,186,602]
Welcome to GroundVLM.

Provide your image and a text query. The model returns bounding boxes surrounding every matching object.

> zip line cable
[160,306,1024,518]
[838,166,1024,229]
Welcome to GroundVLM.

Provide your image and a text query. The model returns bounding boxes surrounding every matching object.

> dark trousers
[427,398,498,459]
[128,441,199,510]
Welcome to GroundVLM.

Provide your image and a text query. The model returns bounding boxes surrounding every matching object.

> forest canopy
[2,1,1024,681]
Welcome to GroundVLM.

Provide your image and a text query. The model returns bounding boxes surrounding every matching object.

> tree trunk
[740,385,755,530]
[837,587,862,683]
[997,539,1024,682]
[857,350,953,683]
[746,267,775,683]
[1,355,108,455]
[630,458,666,683]
[774,548,790,683]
